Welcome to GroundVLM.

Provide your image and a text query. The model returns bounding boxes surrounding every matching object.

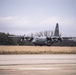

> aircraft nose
[32,39,36,43]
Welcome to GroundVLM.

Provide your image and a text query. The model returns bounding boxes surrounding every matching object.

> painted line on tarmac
[18,67,62,70]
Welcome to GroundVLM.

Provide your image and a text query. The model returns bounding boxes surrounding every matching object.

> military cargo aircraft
[8,23,73,46]
[31,23,62,46]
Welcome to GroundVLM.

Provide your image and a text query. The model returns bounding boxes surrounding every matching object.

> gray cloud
[0,16,76,36]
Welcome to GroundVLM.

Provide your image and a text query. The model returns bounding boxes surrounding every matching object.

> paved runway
[0,54,76,75]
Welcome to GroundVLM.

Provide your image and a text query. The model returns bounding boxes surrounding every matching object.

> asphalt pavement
[0,54,76,75]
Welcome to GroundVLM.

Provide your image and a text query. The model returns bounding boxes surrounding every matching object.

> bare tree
[30,30,54,37]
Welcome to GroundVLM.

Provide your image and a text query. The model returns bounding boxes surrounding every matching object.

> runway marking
[18,67,61,70]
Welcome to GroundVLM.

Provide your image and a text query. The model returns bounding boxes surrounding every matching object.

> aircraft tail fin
[54,23,59,36]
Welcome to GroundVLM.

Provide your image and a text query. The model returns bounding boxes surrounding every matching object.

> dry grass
[0,46,76,54]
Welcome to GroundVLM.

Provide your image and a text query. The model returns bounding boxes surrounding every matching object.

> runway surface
[0,54,76,75]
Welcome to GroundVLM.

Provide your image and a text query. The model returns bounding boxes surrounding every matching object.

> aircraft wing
[62,37,75,40]
[8,35,34,41]
[62,37,72,39]
[8,35,23,37]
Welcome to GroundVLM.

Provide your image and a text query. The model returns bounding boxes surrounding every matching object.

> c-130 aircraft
[9,23,73,46]
[32,23,62,46]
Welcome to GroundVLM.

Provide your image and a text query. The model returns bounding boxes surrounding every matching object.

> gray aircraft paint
[54,23,59,37]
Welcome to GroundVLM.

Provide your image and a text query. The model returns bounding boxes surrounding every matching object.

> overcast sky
[0,0,76,36]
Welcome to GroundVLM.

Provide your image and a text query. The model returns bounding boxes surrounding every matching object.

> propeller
[20,34,27,41]
[21,33,34,42]
[28,33,34,41]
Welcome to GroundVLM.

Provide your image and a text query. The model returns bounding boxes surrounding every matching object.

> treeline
[0,32,76,46]
[0,32,33,45]
[0,32,15,45]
